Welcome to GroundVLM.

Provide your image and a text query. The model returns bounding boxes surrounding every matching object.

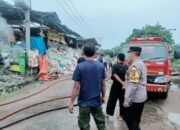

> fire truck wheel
[161,91,168,99]
[161,85,169,99]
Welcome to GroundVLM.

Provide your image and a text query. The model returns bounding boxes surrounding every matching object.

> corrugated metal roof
[0,1,81,38]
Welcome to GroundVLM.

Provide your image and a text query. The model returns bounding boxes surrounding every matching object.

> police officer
[123,47,147,130]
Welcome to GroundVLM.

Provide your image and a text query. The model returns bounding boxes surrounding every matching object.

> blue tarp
[30,37,46,54]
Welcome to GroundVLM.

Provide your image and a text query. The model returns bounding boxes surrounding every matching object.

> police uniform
[124,47,147,130]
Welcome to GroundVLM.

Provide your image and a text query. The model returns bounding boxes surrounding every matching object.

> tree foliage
[111,42,127,55]
[98,49,113,55]
[172,44,180,51]
[101,24,175,56]
[126,24,174,44]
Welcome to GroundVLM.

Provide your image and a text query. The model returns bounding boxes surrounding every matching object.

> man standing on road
[106,53,128,119]
[123,47,147,130]
[69,44,107,130]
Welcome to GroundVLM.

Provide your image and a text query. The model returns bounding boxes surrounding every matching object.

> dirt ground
[2,77,180,130]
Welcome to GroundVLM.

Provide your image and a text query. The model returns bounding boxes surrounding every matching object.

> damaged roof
[0,1,81,38]
[78,38,100,46]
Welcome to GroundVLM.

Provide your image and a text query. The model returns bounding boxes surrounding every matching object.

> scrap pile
[47,42,80,76]
[0,69,34,93]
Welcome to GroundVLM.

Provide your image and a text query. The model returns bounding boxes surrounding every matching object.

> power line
[62,0,95,37]
[56,0,91,37]
[67,0,99,37]
[56,0,87,35]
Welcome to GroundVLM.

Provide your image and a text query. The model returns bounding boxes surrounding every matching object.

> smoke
[0,16,12,38]
[0,16,14,54]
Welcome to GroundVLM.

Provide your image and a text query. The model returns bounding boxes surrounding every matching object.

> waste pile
[47,41,80,76]
[0,69,34,94]
[0,9,82,95]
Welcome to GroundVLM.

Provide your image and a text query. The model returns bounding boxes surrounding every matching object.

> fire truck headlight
[154,76,169,84]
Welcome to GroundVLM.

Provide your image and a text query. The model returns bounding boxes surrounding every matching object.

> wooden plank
[48,36,61,42]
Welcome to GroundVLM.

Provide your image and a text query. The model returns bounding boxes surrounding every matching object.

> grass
[0,82,39,101]
[0,92,17,100]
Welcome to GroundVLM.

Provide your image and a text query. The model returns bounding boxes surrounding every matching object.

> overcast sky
[6,0,180,48]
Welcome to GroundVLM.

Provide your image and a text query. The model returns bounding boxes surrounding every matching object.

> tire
[161,91,168,99]
[161,84,169,99]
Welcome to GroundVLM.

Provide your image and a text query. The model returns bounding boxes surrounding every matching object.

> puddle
[170,83,180,91]
[172,76,180,84]
[168,113,180,127]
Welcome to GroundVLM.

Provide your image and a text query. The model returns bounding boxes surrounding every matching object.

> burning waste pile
[0,16,14,67]
[0,16,28,94]
[0,16,81,95]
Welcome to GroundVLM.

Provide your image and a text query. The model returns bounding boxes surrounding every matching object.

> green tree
[172,44,180,51]
[112,42,127,55]
[126,24,174,44]
[103,24,174,56]
[98,49,113,55]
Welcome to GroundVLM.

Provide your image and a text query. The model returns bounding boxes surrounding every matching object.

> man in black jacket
[106,53,128,119]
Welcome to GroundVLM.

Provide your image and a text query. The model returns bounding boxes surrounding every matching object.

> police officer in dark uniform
[106,53,128,118]
[124,47,147,130]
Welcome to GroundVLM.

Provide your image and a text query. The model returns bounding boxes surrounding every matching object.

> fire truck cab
[122,37,172,99]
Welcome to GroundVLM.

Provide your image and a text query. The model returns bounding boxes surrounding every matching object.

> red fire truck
[122,37,172,99]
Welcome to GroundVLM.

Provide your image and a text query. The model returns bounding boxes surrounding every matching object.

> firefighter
[123,47,147,130]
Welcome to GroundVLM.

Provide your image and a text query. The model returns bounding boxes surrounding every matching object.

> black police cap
[128,47,142,53]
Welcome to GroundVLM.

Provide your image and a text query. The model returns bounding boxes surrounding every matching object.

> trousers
[124,102,145,130]
[78,106,107,130]
[106,84,125,117]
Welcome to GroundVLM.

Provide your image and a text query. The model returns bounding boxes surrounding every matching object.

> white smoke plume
[0,16,14,53]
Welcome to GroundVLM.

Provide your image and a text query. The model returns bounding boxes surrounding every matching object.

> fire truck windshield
[122,44,167,62]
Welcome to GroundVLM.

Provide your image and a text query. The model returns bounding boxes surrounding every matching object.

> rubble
[0,69,35,94]
[47,41,80,75]
[0,1,88,96]
[0,40,81,95]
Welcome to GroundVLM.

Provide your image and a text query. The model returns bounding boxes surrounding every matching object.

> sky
[5,0,180,49]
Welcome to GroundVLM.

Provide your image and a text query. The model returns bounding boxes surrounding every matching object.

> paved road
[2,78,180,130]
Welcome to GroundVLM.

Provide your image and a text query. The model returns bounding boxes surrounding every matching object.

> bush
[172,59,180,69]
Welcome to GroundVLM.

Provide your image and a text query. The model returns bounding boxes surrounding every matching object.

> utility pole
[168,28,176,44]
[25,9,30,51]
[14,0,31,51]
